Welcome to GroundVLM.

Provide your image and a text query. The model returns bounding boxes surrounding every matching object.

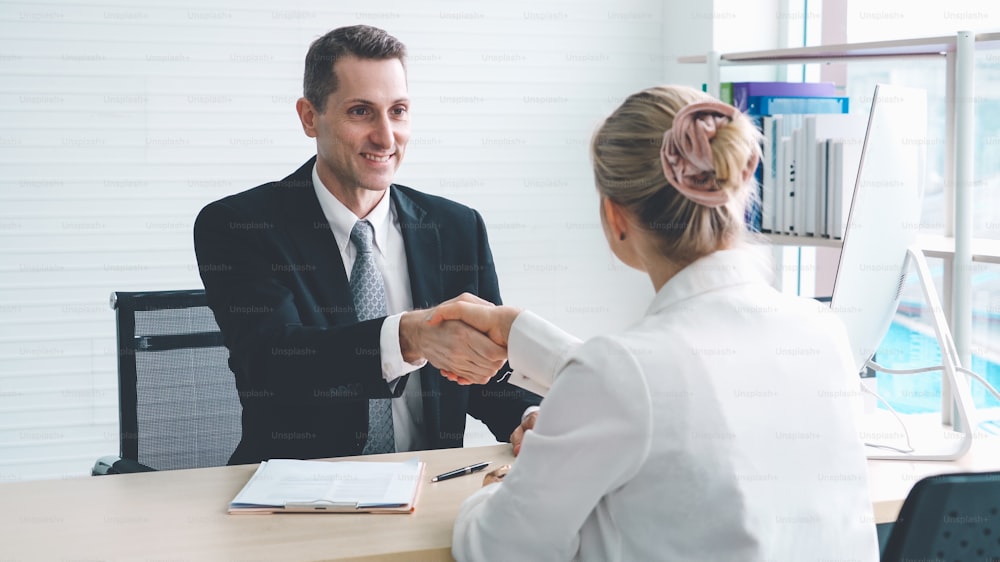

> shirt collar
[311,163,393,256]
[646,246,774,316]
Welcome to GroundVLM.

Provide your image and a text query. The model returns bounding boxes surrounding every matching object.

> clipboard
[228,458,426,514]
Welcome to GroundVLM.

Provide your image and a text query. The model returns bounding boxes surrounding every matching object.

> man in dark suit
[194,25,540,465]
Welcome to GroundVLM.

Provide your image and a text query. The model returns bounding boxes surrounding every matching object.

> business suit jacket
[453,248,879,561]
[194,157,539,464]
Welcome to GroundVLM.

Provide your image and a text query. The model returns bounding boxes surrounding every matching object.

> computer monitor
[830,84,927,373]
[830,84,976,460]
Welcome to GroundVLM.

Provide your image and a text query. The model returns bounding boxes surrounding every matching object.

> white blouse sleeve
[452,333,653,561]
[505,311,582,389]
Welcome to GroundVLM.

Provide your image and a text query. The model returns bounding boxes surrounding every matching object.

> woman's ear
[602,197,629,241]
[601,196,647,273]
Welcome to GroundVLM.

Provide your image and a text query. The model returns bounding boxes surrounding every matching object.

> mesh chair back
[881,470,1000,561]
[112,290,241,470]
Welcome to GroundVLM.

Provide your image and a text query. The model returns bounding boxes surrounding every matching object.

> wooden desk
[3,442,999,560]
[867,439,1000,524]
[1,445,514,561]
[859,411,1000,523]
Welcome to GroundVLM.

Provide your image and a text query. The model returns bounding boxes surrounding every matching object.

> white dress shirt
[453,247,879,561]
[312,166,429,452]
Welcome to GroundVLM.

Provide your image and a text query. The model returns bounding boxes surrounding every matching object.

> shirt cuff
[508,311,581,388]
[380,312,428,383]
[521,405,540,423]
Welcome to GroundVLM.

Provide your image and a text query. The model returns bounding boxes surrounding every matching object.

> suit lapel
[391,187,442,310]
[391,187,448,441]
[280,157,355,325]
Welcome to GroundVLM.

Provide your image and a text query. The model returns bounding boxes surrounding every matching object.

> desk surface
[867,439,1000,524]
[3,442,1000,560]
[1,445,513,562]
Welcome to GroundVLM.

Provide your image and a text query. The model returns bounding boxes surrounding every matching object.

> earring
[619,232,626,241]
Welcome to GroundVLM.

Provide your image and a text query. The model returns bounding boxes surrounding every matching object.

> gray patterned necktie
[350,220,395,455]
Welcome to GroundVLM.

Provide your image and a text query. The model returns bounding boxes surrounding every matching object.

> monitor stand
[863,245,977,461]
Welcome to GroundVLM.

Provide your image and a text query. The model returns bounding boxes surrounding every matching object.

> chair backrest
[111,290,241,470]
[881,470,1000,561]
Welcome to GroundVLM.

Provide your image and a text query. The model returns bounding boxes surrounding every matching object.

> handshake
[399,293,522,386]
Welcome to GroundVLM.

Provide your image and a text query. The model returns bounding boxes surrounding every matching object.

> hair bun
[660,101,758,208]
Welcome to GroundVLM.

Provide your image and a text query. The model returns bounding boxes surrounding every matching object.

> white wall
[0,0,672,480]
[844,0,999,42]
[662,0,785,89]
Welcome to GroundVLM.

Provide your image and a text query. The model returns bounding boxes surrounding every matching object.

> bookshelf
[762,234,844,249]
[681,30,1000,379]
[765,234,1000,265]
[680,34,967,64]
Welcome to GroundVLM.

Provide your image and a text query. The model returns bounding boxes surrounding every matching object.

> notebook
[229,457,425,514]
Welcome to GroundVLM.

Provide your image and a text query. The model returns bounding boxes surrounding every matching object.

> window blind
[0,0,665,480]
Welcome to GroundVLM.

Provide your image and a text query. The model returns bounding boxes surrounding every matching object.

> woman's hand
[510,411,538,456]
[426,300,521,347]
[482,464,511,486]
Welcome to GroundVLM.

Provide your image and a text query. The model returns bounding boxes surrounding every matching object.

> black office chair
[881,470,1000,561]
[93,290,242,474]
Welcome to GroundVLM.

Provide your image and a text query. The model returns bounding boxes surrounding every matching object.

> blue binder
[746,96,849,116]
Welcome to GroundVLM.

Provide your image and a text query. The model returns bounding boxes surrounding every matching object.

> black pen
[431,461,491,482]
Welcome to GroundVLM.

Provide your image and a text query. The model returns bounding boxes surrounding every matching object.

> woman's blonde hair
[590,85,762,265]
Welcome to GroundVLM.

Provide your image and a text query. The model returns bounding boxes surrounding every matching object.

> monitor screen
[829,84,928,374]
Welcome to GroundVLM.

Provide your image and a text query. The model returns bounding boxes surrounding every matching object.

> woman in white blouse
[438,85,879,561]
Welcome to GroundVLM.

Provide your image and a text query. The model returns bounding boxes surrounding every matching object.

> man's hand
[510,411,538,456]
[424,299,521,384]
[399,293,507,385]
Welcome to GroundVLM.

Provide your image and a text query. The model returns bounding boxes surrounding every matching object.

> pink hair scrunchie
[660,101,757,208]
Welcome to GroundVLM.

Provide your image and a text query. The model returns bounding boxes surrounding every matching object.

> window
[831,1,1000,429]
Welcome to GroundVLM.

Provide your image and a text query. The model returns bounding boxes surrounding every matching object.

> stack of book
[719,82,864,238]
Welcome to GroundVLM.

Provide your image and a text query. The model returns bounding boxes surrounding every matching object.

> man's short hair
[303,25,407,113]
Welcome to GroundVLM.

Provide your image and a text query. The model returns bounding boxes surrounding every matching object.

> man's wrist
[398,310,425,364]
[499,307,521,346]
